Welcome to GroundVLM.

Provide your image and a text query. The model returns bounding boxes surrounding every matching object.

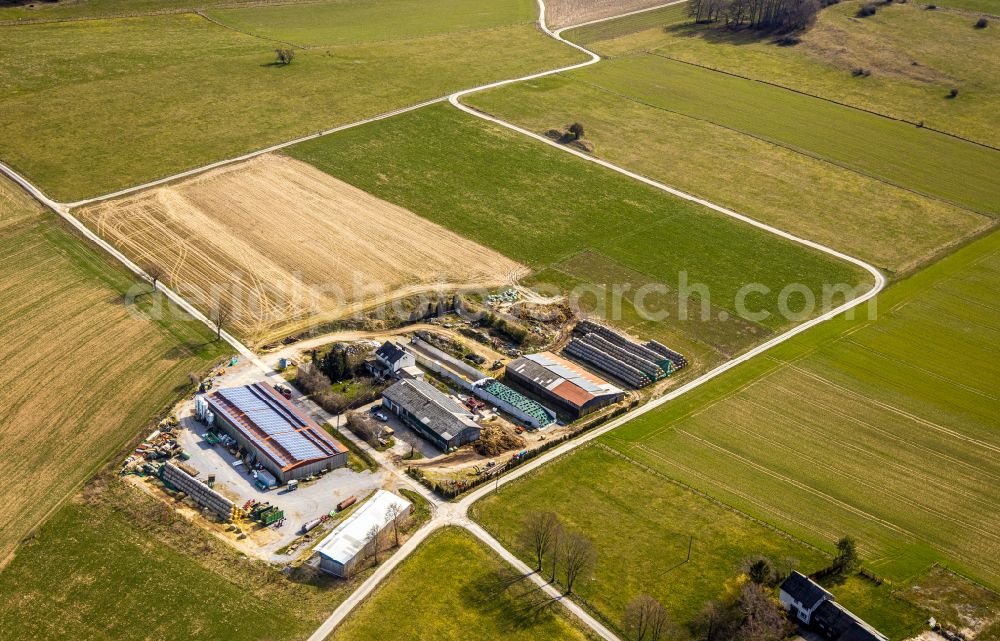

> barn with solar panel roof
[205,382,348,483]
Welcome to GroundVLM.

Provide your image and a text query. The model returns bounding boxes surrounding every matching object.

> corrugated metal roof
[315,490,412,565]
[382,378,478,442]
[510,352,622,409]
[206,383,345,471]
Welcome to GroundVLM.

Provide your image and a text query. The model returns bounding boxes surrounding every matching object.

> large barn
[381,378,480,451]
[505,352,624,418]
[205,382,348,483]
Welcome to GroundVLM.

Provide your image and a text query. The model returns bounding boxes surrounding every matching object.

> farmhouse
[205,383,348,483]
[505,352,624,418]
[367,341,422,380]
[779,572,888,641]
[381,378,481,451]
[316,490,412,578]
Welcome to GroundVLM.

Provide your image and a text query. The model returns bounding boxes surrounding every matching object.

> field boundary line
[194,9,306,49]
[643,51,1000,155]
[562,70,992,220]
[60,96,448,208]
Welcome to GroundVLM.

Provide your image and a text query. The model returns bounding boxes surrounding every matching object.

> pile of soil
[474,424,526,456]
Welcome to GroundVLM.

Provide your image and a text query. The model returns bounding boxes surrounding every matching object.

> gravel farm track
[0,0,888,639]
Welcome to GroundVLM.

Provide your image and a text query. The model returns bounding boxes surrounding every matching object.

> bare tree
[737,582,789,641]
[366,524,382,564]
[274,48,295,65]
[623,594,671,641]
[144,262,164,293]
[560,530,596,594]
[385,503,402,547]
[568,122,585,140]
[549,521,563,582]
[212,298,231,341]
[517,511,561,572]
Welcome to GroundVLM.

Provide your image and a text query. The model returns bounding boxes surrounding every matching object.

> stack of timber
[581,333,665,380]
[564,338,650,388]
[161,462,234,519]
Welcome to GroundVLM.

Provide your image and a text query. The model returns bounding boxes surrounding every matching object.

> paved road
[0,1,886,639]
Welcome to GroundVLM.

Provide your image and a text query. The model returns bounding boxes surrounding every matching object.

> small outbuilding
[315,490,412,578]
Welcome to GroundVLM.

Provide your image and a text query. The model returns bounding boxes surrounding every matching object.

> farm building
[204,383,348,483]
[779,572,887,641]
[316,490,412,578]
[381,378,481,451]
[366,341,420,380]
[505,352,624,418]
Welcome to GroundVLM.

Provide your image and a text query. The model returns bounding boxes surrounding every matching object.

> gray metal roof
[382,378,478,442]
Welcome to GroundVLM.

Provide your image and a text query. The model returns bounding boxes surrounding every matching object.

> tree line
[688,0,840,31]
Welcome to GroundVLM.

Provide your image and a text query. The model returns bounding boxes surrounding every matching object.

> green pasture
[207,0,536,47]
[334,527,598,641]
[601,229,1000,590]
[572,1,1000,149]
[570,54,999,214]
[0,3,581,201]
[0,479,352,641]
[466,74,991,274]
[472,445,927,637]
[288,103,871,368]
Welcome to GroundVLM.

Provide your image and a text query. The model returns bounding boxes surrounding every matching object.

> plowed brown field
[545,0,668,28]
[78,155,525,344]
[0,176,225,565]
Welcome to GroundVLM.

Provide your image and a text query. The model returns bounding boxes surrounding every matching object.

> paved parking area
[177,412,386,559]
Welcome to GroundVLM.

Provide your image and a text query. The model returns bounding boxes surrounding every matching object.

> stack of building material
[645,339,688,370]
[161,462,234,520]
[575,320,687,377]
[581,333,665,380]
[475,379,555,428]
[564,338,651,388]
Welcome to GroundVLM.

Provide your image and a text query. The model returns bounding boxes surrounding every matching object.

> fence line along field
[0,175,227,565]
[78,154,525,344]
[333,527,600,641]
[604,229,1000,590]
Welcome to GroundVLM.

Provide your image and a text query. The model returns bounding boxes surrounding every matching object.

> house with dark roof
[504,352,624,418]
[779,572,888,641]
[205,383,348,483]
[367,341,417,379]
[381,378,480,452]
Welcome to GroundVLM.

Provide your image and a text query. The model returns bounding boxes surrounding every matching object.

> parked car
[374,412,389,422]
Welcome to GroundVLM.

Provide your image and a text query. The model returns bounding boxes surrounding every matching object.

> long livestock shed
[505,352,624,418]
[316,490,412,578]
[205,383,348,483]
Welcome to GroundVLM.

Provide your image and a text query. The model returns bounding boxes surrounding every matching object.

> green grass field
[0,0,274,22]
[0,0,582,200]
[571,1,1000,150]
[560,54,999,214]
[0,175,227,561]
[206,0,536,47]
[288,103,871,368]
[334,527,598,641]
[471,445,927,638]
[600,228,1000,589]
[0,477,354,641]
[466,74,991,274]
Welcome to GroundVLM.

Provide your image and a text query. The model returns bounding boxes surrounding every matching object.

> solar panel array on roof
[207,383,343,471]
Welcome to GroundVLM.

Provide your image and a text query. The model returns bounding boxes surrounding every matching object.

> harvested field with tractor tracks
[78,155,525,344]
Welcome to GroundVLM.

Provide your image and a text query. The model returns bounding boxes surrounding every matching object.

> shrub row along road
[0,1,886,640]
